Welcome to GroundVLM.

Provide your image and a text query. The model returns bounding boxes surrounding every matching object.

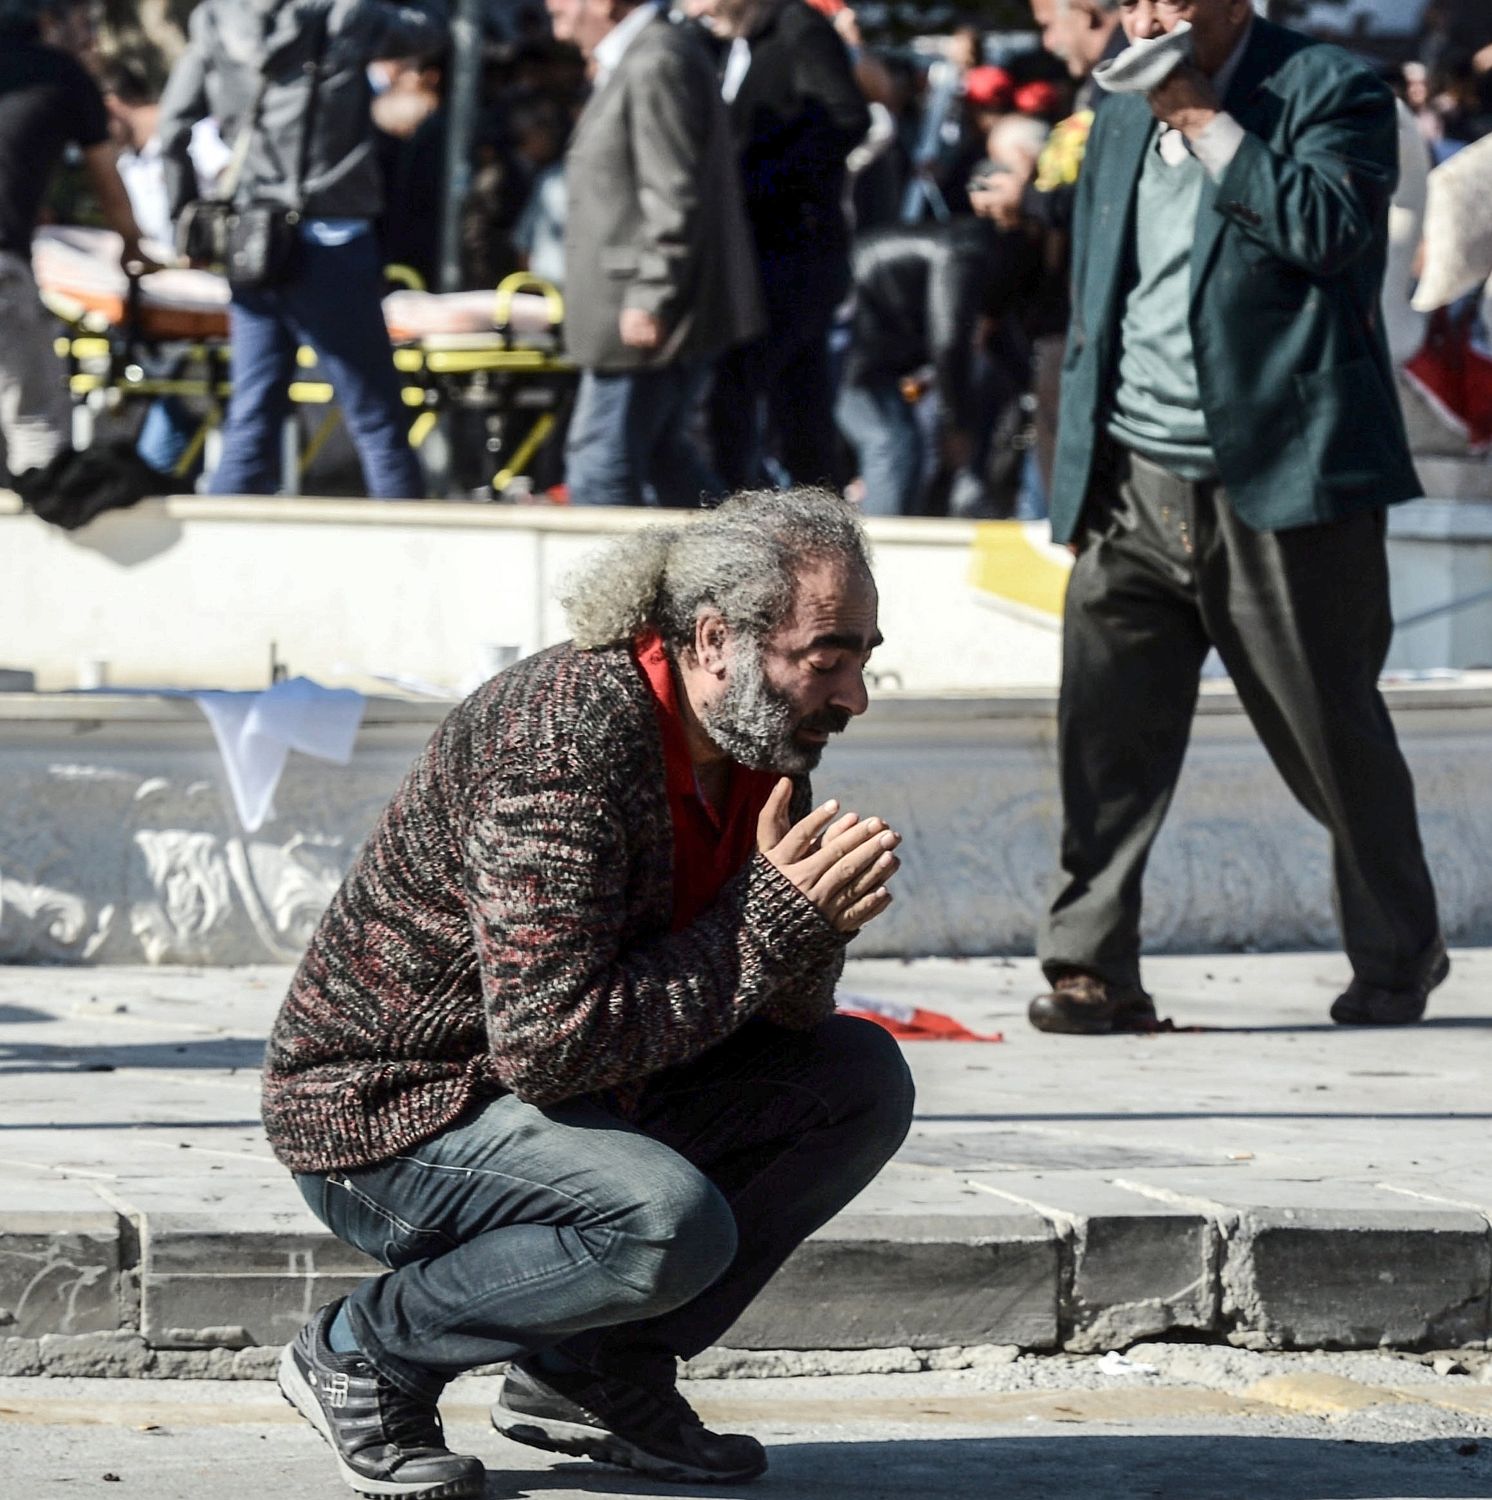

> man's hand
[119,235,164,277]
[619,308,664,349]
[1147,63,1221,139]
[969,170,1028,229]
[757,779,901,934]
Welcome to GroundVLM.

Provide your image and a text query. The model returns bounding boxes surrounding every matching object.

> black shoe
[1331,940,1450,1026]
[1028,971,1157,1035]
[492,1362,767,1484]
[278,1302,484,1499]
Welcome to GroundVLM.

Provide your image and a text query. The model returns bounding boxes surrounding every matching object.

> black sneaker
[492,1362,767,1484]
[278,1302,485,1499]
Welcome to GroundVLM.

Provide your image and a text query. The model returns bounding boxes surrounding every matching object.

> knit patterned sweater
[261,641,849,1174]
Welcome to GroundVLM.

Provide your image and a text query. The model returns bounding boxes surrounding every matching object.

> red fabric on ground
[836,994,1004,1042]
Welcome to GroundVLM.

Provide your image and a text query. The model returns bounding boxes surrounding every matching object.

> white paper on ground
[194,676,365,833]
[1093,22,1194,94]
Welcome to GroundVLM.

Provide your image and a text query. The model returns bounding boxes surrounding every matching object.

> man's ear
[694,610,732,677]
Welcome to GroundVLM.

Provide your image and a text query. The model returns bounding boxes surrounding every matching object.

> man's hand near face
[1146,62,1221,138]
[757,781,901,934]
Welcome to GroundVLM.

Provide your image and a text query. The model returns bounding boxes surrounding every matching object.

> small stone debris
[102,1474,121,1483]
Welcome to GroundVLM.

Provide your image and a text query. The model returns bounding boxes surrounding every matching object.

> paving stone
[1233,1210,1491,1349]
[0,1192,124,1338]
[970,1174,1219,1351]
[137,1213,380,1348]
[6,954,1492,1363]
[722,1209,1059,1352]
[1115,1177,1492,1349]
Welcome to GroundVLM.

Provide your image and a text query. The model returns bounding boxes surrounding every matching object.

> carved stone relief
[2,711,1491,966]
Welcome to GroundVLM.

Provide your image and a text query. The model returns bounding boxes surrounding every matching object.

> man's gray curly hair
[561,487,872,653]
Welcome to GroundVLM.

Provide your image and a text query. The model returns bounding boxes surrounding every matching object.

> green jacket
[1050,18,1421,542]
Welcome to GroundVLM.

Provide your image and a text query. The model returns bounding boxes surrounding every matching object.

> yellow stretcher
[33,226,576,495]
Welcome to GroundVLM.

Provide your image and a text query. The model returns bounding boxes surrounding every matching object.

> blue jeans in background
[136,396,196,479]
[294,1015,914,1401]
[209,230,421,499]
[836,376,921,516]
[565,361,721,508]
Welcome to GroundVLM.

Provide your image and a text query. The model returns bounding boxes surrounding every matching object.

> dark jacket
[726,0,869,261]
[156,0,449,222]
[261,641,844,1175]
[843,218,1033,431]
[1051,18,1421,542]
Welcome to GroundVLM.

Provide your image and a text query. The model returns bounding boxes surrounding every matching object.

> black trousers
[1039,444,1440,994]
[707,250,848,492]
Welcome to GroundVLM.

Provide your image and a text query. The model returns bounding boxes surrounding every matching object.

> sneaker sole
[492,1409,766,1484]
[277,1346,483,1500]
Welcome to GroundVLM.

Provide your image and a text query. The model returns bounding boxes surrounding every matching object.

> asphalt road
[6,1353,1492,1500]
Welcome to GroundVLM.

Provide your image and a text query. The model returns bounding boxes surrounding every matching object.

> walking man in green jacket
[1029,0,1446,1035]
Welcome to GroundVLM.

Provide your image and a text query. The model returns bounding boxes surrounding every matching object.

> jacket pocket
[322,1169,457,1269]
[1291,356,1403,496]
[600,248,639,278]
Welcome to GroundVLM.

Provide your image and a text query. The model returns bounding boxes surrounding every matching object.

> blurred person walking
[553,0,761,507]
[1,0,160,517]
[835,150,1043,518]
[1,0,151,478]
[699,0,869,492]
[102,62,230,481]
[980,0,1126,499]
[1031,0,1445,1035]
[157,0,450,499]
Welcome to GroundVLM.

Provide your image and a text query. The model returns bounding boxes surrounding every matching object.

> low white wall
[5,477,1492,696]
[3,683,1490,966]
[0,495,1065,696]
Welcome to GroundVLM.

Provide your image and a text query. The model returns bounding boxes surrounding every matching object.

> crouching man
[262,487,914,1497]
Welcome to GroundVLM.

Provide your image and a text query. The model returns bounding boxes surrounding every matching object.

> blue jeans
[210,232,421,499]
[565,361,721,508]
[294,1015,914,1401]
[136,397,195,478]
[836,376,921,516]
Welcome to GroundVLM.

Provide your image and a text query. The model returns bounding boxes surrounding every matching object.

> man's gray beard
[699,639,820,775]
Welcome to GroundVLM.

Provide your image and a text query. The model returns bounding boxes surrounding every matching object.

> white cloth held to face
[1093,21,1195,95]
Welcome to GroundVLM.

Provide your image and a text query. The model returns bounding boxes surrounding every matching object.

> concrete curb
[3,1198,1488,1379]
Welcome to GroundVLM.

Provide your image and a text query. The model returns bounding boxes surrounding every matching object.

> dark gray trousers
[1039,444,1440,994]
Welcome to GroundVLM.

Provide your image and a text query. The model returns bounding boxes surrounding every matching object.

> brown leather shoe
[1028,971,1157,1035]
[1330,939,1449,1026]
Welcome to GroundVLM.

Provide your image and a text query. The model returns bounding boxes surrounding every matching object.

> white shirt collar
[593,2,661,88]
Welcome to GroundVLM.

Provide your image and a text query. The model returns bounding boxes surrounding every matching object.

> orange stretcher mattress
[35,226,229,339]
[33,226,561,346]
